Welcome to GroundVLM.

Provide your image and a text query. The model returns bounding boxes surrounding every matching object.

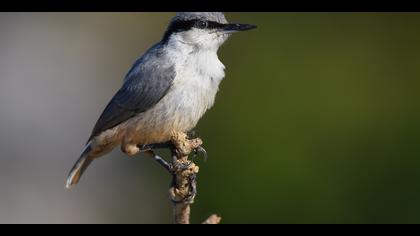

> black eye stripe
[171,19,225,31]
[206,21,225,29]
[169,20,196,32]
[162,19,226,42]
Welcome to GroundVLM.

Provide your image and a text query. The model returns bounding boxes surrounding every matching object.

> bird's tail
[66,141,94,189]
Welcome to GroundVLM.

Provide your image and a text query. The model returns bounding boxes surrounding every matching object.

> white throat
[162,34,226,116]
[166,35,226,84]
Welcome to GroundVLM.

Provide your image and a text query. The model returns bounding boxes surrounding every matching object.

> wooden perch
[202,214,222,224]
[168,132,221,224]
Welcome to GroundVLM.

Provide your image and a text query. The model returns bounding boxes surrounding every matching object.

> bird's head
[162,12,256,51]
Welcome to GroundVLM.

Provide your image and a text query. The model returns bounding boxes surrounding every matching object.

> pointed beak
[221,23,257,33]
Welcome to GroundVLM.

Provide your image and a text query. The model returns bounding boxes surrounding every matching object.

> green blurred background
[0,12,420,223]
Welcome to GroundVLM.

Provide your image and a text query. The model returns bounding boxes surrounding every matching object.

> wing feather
[87,44,175,142]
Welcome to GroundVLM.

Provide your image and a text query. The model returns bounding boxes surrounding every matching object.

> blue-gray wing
[88,45,175,141]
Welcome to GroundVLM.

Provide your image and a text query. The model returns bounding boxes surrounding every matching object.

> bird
[66,12,256,189]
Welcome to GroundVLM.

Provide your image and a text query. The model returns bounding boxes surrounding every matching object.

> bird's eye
[196,20,208,29]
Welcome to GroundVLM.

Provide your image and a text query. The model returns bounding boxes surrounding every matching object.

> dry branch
[202,214,222,224]
[169,132,221,224]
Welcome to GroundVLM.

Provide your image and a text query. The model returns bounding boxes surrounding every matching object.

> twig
[168,132,221,224]
[202,214,222,224]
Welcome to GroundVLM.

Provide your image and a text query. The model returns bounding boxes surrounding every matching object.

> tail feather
[66,142,94,189]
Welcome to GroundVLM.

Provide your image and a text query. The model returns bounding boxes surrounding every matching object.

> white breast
[165,49,225,130]
[174,49,225,105]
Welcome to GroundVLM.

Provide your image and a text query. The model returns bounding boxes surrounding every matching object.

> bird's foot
[139,141,174,151]
[140,132,205,204]
[138,131,208,164]
[143,149,193,174]
[139,143,194,176]
[187,131,208,162]
[171,132,208,163]
[192,146,208,163]
[143,150,171,172]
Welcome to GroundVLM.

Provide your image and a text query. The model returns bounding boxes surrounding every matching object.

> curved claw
[193,146,208,162]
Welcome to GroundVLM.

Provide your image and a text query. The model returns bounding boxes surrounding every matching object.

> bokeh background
[0,12,420,224]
